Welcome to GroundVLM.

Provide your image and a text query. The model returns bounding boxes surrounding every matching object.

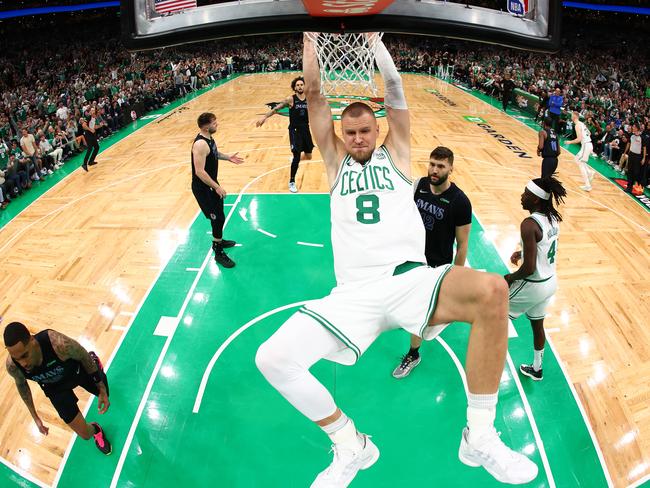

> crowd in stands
[1,9,649,208]
[430,10,650,187]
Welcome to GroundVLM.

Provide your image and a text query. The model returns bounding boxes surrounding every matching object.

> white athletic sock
[322,412,349,435]
[322,413,363,450]
[533,348,544,371]
[467,392,498,444]
[577,159,591,186]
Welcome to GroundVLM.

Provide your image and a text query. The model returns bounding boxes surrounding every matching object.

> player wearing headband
[505,177,567,380]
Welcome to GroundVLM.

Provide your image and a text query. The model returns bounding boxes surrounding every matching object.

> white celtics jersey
[577,121,591,146]
[524,212,559,281]
[330,145,426,285]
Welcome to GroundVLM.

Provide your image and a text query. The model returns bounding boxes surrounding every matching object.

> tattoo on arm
[216,151,231,161]
[7,360,37,417]
[49,331,99,375]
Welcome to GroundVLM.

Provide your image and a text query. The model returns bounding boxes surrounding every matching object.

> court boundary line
[545,336,615,488]
[463,255,555,486]
[108,205,237,488]
[49,152,317,486]
[471,212,614,487]
[438,335,555,485]
[50,209,199,488]
[0,76,249,488]
[0,456,49,488]
[188,193,557,485]
[628,471,650,488]
[107,160,324,486]
[505,353,556,487]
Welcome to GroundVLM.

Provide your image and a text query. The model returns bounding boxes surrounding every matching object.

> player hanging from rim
[257,76,314,193]
[505,176,566,381]
[255,32,538,487]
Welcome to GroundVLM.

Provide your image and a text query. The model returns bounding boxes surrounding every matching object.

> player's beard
[351,147,374,165]
[429,173,449,186]
[208,127,217,134]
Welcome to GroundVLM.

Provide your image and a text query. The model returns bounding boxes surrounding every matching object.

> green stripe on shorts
[524,275,553,283]
[509,281,527,299]
[299,307,361,360]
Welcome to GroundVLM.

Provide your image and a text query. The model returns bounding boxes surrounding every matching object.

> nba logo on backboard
[507,0,528,15]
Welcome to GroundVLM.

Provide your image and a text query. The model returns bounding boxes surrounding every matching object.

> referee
[392,146,472,378]
[81,107,100,172]
[191,112,244,268]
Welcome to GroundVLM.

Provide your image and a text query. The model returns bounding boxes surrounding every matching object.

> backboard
[122,0,561,52]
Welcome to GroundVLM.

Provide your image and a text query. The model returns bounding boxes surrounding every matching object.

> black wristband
[91,371,102,384]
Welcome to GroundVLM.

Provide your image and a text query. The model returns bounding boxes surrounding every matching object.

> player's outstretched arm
[374,37,410,177]
[256,96,292,127]
[303,33,343,183]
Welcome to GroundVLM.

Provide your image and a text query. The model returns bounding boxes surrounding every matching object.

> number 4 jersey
[524,212,559,281]
[330,145,426,285]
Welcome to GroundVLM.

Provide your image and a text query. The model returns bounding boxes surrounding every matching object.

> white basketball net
[306,32,384,97]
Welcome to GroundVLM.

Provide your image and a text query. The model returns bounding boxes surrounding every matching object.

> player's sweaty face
[294,81,305,94]
[341,113,378,164]
[428,159,451,185]
[8,340,37,370]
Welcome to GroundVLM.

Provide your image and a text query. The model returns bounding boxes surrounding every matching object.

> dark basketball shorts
[192,184,224,221]
[46,353,109,424]
[289,126,314,154]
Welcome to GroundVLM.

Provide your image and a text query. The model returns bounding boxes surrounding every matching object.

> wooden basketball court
[0,72,648,488]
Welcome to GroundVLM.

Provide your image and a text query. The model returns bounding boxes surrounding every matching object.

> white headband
[526,181,550,200]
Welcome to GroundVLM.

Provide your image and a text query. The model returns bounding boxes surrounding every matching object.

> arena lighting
[562,1,650,15]
[0,1,119,20]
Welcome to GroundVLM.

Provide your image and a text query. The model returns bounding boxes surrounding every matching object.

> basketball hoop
[306,32,384,97]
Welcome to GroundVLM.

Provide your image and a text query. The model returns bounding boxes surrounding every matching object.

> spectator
[56,102,69,122]
[20,128,45,177]
[39,135,63,168]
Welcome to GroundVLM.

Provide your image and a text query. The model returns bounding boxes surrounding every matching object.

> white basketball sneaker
[458,427,538,484]
[289,182,298,193]
[310,434,380,488]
